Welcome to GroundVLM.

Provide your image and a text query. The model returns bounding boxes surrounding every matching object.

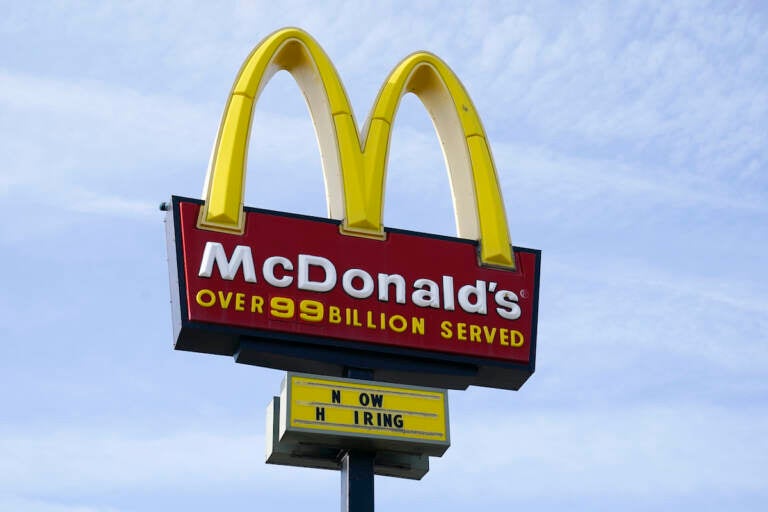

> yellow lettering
[483,326,497,344]
[352,309,362,327]
[235,293,245,311]
[500,328,509,346]
[366,311,377,329]
[389,315,407,333]
[329,306,341,324]
[457,322,467,341]
[440,321,453,339]
[218,291,233,309]
[411,317,425,335]
[299,300,324,322]
[469,324,481,343]
[270,296,295,319]
[196,289,216,307]
[250,295,264,313]
[510,330,524,347]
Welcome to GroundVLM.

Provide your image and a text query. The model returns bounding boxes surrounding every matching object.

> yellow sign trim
[200,27,514,268]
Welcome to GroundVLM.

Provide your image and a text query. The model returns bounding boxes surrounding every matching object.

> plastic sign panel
[278,373,449,457]
[265,396,430,480]
[165,27,541,390]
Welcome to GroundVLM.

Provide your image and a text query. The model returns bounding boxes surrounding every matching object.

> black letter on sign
[332,389,341,404]
[370,394,383,408]
[316,407,325,422]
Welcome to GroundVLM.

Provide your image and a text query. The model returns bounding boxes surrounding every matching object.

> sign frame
[166,196,541,390]
[265,395,431,480]
[277,372,450,457]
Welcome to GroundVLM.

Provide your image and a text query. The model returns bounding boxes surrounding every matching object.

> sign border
[279,372,450,456]
[166,195,541,390]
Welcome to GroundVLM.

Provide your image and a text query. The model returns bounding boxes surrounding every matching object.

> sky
[1,1,766,511]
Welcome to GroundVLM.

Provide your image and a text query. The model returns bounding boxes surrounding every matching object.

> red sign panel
[167,197,540,389]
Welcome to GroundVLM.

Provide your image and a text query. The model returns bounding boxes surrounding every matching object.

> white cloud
[0,3,765,512]
[435,402,768,498]
[3,403,764,505]
[540,254,768,375]
[457,2,767,187]
[494,142,766,223]
[0,69,333,226]
[0,69,217,197]
[0,428,290,495]
[0,496,120,512]
[63,190,157,218]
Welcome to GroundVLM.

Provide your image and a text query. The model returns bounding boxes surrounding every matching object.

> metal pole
[341,367,375,512]
[341,450,375,512]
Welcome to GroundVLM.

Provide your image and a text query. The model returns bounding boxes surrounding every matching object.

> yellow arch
[199,27,515,268]
[199,27,353,232]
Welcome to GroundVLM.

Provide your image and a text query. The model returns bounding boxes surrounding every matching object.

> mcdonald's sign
[165,28,541,390]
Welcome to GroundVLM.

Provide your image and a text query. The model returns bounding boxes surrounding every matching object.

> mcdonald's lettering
[165,28,541,390]
[196,242,522,319]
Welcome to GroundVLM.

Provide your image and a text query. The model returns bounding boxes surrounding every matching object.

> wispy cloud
[433,401,768,499]
[0,497,121,512]
[0,429,269,494]
[4,402,762,504]
[541,255,768,371]
[0,2,765,512]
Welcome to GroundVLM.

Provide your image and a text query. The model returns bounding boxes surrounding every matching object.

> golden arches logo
[199,27,515,269]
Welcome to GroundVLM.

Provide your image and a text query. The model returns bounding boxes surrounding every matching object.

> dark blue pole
[341,367,375,512]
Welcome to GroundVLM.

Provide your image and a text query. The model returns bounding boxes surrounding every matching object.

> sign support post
[341,367,375,512]
[341,450,375,512]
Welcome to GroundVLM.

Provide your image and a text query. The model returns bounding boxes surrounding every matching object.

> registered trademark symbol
[520,289,529,299]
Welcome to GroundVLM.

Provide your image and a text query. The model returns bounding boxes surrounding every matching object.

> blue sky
[1,1,766,511]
